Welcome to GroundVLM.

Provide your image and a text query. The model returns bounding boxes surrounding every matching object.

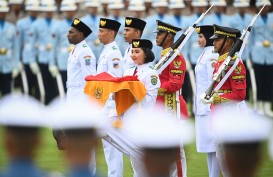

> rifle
[154,4,214,74]
[204,4,266,100]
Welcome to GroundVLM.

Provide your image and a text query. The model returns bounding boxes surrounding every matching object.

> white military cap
[169,0,185,9]
[100,0,109,4]
[152,0,168,7]
[48,98,103,130]
[128,0,145,11]
[61,0,77,11]
[209,0,227,6]
[25,0,40,11]
[233,0,250,7]
[191,0,208,7]
[85,0,100,8]
[256,0,271,7]
[0,94,47,127]
[213,108,272,143]
[123,110,194,148]
[40,0,57,12]
[8,0,23,4]
[0,0,9,12]
[108,0,124,9]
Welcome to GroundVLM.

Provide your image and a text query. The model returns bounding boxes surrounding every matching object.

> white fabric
[30,62,40,74]
[123,44,135,71]
[66,40,96,101]
[207,152,220,177]
[194,46,218,115]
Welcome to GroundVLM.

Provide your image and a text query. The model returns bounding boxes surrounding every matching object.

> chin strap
[218,37,227,54]
[159,32,169,47]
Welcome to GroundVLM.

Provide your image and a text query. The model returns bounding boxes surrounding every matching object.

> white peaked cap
[256,0,271,7]
[191,0,208,7]
[213,107,272,143]
[128,0,145,11]
[152,0,168,7]
[0,94,47,127]
[85,0,101,7]
[25,0,40,11]
[169,0,185,9]
[9,0,23,4]
[61,0,77,11]
[0,0,9,12]
[123,109,194,148]
[233,0,250,7]
[40,0,57,12]
[210,0,227,6]
[47,97,103,130]
[108,0,124,9]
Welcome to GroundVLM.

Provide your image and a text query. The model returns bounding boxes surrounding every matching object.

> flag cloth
[84,72,146,116]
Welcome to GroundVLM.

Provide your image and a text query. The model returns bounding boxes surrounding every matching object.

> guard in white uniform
[66,18,96,101]
[194,25,220,177]
[97,17,124,177]
[123,17,146,71]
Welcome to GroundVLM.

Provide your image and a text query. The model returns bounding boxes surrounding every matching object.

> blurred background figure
[123,109,194,177]
[50,0,78,95]
[207,0,231,26]
[107,0,126,55]
[6,0,24,24]
[81,0,103,61]
[101,0,109,17]
[194,25,220,177]
[250,0,273,117]
[213,107,272,177]
[143,0,152,15]
[15,0,40,98]
[127,0,146,18]
[143,0,170,63]
[49,98,103,177]
[0,94,48,177]
[0,0,16,97]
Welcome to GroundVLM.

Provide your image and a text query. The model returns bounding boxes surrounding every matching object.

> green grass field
[0,126,273,177]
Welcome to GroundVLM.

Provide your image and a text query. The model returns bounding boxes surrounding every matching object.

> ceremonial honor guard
[97,17,124,177]
[123,17,146,71]
[0,94,48,177]
[0,1,16,96]
[250,0,273,117]
[81,0,102,60]
[29,0,59,104]
[15,0,40,97]
[154,20,188,177]
[194,25,220,177]
[66,18,96,101]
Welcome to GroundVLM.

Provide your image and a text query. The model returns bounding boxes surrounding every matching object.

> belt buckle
[0,48,7,55]
[263,40,271,48]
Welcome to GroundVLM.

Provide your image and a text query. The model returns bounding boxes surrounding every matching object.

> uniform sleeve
[206,53,218,83]
[78,49,96,78]
[214,61,246,104]
[48,25,57,66]
[107,51,123,77]
[141,70,160,107]
[15,22,23,63]
[28,23,37,63]
[11,26,17,68]
[160,54,186,93]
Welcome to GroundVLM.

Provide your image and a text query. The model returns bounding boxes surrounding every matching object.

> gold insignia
[196,27,200,33]
[126,19,132,26]
[173,60,181,69]
[151,75,158,86]
[73,19,80,25]
[0,48,7,55]
[46,44,52,51]
[234,65,242,75]
[133,41,140,48]
[263,40,271,48]
[67,45,74,52]
[100,20,106,26]
[94,86,103,99]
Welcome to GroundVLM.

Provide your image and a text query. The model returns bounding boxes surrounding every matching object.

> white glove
[12,68,19,78]
[30,62,40,75]
[200,93,213,104]
[49,65,59,78]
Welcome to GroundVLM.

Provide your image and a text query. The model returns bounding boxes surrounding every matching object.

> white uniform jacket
[67,40,96,100]
[194,46,218,115]
[123,63,160,115]
[97,41,123,77]
[123,44,135,71]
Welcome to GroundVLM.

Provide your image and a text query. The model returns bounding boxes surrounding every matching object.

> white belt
[66,81,85,88]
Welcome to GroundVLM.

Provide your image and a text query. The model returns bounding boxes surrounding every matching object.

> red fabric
[85,72,139,82]
[156,54,188,118]
[213,59,246,101]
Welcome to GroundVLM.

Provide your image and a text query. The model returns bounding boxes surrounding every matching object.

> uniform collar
[75,40,86,47]
[104,41,117,50]
[218,52,237,62]
[161,47,181,56]
[136,62,152,73]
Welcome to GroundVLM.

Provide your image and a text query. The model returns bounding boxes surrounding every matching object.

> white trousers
[207,152,220,177]
[170,146,187,177]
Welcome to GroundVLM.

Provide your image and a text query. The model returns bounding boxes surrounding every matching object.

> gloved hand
[200,93,213,104]
[12,68,19,78]
[30,62,40,75]
[49,65,59,78]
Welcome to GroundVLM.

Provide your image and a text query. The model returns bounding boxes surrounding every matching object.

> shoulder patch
[112,58,120,68]
[173,60,182,69]
[112,46,117,50]
[151,75,158,85]
[84,55,92,65]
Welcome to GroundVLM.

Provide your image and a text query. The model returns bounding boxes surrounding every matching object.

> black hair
[142,47,155,63]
